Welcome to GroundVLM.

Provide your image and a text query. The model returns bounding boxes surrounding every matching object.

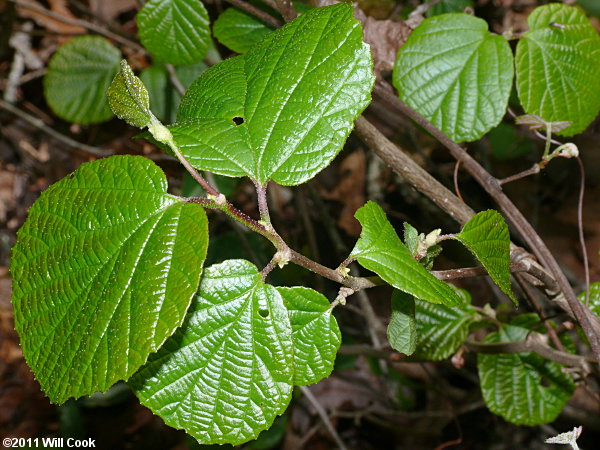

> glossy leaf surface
[130,260,294,445]
[516,4,600,136]
[108,60,152,128]
[413,288,476,360]
[137,0,210,65]
[388,291,417,355]
[278,287,341,385]
[455,210,516,304]
[10,156,209,403]
[393,13,513,142]
[478,324,575,425]
[213,8,273,54]
[350,202,462,306]
[173,3,374,185]
[43,36,120,124]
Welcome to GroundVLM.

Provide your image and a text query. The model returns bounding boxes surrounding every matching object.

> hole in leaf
[258,309,269,318]
[232,116,244,126]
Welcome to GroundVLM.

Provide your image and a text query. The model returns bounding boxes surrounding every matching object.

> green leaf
[137,0,210,65]
[427,0,474,17]
[478,324,575,425]
[578,0,600,17]
[130,260,294,445]
[454,210,516,304]
[515,4,600,136]
[140,62,207,123]
[403,222,419,256]
[350,202,462,306]
[388,291,417,355]
[173,3,374,185]
[578,282,600,317]
[108,60,152,128]
[10,155,209,404]
[393,13,514,142]
[213,8,273,54]
[43,36,120,124]
[277,287,341,386]
[413,288,476,360]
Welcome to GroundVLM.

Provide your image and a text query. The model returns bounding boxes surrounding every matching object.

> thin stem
[168,140,219,198]
[453,161,464,201]
[224,0,282,27]
[543,123,552,159]
[300,386,348,450]
[577,157,590,306]
[274,0,298,22]
[254,181,272,226]
[165,64,185,96]
[499,163,541,185]
[464,334,593,369]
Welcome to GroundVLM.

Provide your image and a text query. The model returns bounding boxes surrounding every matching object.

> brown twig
[11,0,146,53]
[300,386,348,450]
[576,156,590,306]
[375,80,600,361]
[464,334,593,370]
[0,99,111,157]
[224,0,282,27]
[274,0,297,22]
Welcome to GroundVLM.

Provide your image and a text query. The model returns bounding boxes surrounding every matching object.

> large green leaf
[478,324,575,425]
[515,4,600,136]
[413,288,476,360]
[277,287,341,386]
[43,36,120,124]
[10,155,209,404]
[393,13,513,142]
[173,3,374,185]
[213,8,273,54]
[130,260,294,445]
[137,0,210,65]
[350,202,462,306]
[454,210,516,304]
[388,290,417,355]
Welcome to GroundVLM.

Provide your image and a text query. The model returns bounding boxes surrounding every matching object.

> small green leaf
[108,60,152,128]
[43,36,120,124]
[393,13,514,142]
[515,4,600,136]
[478,324,575,425]
[403,222,419,256]
[388,291,417,355]
[174,3,374,185]
[137,0,210,65]
[427,0,474,16]
[454,210,516,304]
[413,289,476,360]
[213,8,274,54]
[130,260,294,445]
[578,282,600,317]
[350,202,462,306]
[277,287,341,386]
[10,155,209,403]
